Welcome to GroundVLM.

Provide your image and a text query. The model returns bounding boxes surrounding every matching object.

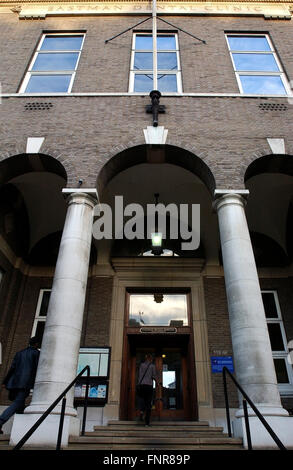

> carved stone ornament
[10,5,22,13]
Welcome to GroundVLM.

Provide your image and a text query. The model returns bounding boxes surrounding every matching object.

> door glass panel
[162,351,183,410]
[129,294,188,326]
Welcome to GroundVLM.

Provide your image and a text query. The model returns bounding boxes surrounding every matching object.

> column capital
[62,188,98,207]
[213,189,249,211]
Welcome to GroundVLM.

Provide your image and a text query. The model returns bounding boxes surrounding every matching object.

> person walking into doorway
[138,353,161,426]
[0,336,40,434]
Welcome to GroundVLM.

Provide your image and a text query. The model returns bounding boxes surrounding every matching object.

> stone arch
[244,153,293,183]
[0,145,72,186]
[96,142,216,198]
[240,142,293,184]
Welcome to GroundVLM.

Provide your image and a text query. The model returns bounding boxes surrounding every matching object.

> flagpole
[152,0,158,90]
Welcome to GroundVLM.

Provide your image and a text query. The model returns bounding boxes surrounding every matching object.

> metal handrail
[223,366,287,450]
[13,365,90,451]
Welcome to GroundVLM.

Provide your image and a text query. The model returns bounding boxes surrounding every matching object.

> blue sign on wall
[211,356,234,373]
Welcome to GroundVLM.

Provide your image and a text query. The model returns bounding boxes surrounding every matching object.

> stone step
[69,436,243,446]
[67,444,244,450]
[0,435,10,445]
[107,420,210,426]
[69,419,243,450]
[88,430,227,438]
[93,425,224,433]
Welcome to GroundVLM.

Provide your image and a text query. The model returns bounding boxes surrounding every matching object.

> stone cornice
[1,1,291,19]
[1,0,293,4]
[0,0,291,23]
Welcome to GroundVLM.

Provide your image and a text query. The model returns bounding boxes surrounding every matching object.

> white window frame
[225,33,290,95]
[19,33,86,94]
[31,289,51,340]
[129,32,182,93]
[262,290,293,395]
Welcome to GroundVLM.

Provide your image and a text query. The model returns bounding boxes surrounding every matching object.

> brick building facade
[0,0,292,448]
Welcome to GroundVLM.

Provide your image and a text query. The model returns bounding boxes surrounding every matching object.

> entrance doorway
[124,336,197,421]
[133,346,190,420]
[120,289,197,421]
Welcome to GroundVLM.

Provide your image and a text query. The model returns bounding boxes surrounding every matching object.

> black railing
[223,366,287,451]
[13,365,90,451]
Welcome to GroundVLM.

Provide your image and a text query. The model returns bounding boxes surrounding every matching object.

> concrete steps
[0,434,11,450]
[68,421,244,450]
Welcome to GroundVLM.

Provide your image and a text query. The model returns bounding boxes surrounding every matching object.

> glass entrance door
[133,347,189,420]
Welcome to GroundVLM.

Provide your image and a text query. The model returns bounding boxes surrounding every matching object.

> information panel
[211,356,234,373]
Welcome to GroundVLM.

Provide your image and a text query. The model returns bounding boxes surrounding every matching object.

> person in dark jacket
[138,353,161,426]
[0,336,40,434]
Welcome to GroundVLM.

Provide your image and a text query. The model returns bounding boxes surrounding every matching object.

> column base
[233,410,293,449]
[9,413,80,448]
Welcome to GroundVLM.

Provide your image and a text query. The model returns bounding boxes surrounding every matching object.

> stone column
[214,190,292,449]
[10,189,97,447]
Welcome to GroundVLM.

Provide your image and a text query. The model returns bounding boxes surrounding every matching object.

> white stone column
[10,189,97,447]
[214,190,292,449]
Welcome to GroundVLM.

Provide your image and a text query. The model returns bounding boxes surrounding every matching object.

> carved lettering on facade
[8,2,291,19]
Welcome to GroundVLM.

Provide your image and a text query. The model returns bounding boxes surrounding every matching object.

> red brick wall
[203,276,238,408]
[0,13,292,189]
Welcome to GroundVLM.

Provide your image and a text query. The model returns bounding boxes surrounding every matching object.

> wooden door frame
[107,259,212,426]
[120,332,198,421]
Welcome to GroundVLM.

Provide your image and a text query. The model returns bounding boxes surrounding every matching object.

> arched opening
[244,154,293,395]
[96,145,218,422]
[96,144,218,263]
[0,155,67,266]
[244,154,293,268]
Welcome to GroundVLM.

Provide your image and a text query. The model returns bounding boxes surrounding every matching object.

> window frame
[31,289,51,342]
[19,32,86,94]
[225,33,290,95]
[262,290,293,395]
[129,32,182,93]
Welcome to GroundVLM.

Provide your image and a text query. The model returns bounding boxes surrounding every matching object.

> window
[129,33,182,93]
[262,291,293,394]
[128,293,188,326]
[226,34,289,95]
[31,289,51,344]
[20,33,85,93]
